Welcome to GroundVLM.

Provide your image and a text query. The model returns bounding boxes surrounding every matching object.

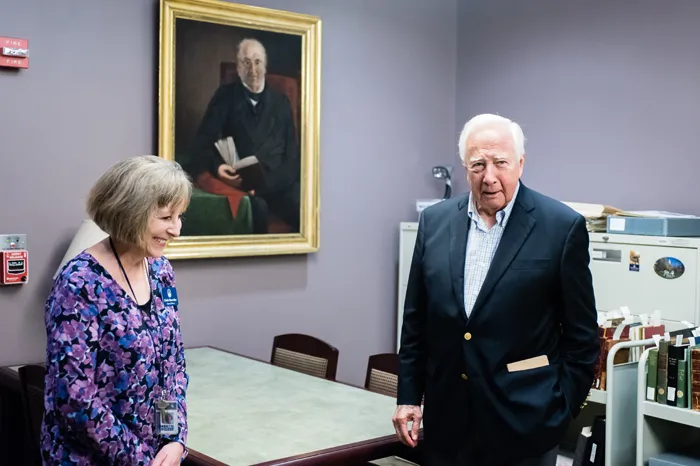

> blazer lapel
[470,186,536,317]
[449,195,470,323]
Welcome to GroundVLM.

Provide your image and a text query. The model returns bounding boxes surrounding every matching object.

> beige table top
[183,347,398,465]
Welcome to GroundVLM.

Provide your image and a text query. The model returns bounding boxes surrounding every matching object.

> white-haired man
[393,114,599,465]
[188,37,300,234]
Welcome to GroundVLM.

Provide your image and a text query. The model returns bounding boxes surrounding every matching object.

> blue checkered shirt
[463,182,521,317]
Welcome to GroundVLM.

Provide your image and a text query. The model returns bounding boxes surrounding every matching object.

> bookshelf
[636,347,700,465]
[643,401,700,428]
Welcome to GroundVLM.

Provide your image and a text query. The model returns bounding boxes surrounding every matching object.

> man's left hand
[392,405,422,447]
[152,442,184,466]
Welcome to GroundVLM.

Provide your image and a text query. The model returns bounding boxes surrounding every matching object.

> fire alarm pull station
[0,234,28,285]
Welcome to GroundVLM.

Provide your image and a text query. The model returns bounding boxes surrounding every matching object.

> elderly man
[393,114,599,466]
[187,37,300,233]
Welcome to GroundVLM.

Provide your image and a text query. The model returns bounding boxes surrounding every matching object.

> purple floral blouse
[41,251,188,465]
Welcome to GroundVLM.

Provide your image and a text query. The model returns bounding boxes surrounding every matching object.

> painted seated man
[187,37,300,234]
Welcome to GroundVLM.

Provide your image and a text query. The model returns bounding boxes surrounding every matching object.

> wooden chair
[18,364,46,466]
[365,354,424,466]
[365,353,399,398]
[270,333,339,380]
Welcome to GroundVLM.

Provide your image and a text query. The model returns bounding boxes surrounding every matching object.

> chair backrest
[365,353,399,398]
[18,364,46,466]
[270,333,339,380]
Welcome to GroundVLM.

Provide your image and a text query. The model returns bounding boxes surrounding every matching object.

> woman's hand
[152,442,184,466]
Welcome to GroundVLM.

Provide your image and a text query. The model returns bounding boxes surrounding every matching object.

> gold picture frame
[158,0,321,259]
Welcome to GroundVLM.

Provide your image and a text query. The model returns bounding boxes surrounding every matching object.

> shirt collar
[467,181,521,228]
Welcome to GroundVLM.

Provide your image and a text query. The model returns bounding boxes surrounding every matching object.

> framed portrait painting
[158,0,321,259]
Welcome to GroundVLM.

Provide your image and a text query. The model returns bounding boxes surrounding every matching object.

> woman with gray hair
[40,155,192,466]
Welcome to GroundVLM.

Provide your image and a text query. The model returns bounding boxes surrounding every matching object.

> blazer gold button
[461,374,468,380]
[464,332,472,340]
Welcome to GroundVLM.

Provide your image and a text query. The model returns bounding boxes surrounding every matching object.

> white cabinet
[397,222,418,351]
[588,232,700,329]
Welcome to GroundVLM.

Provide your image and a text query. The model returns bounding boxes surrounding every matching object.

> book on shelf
[656,340,669,404]
[214,136,266,191]
[645,330,700,412]
[571,426,592,466]
[592,308,665,391]
[583,416,605,466]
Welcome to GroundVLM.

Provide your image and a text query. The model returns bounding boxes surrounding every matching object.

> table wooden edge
[184,433,408,466]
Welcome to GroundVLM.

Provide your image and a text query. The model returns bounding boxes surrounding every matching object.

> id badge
[162,287,179,307]
[156,400,179,436]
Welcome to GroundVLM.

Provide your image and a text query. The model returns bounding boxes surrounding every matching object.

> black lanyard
[109,237,149,306]
[108,237,168,398]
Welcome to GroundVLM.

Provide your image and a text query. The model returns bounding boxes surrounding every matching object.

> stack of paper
[561,202,625,232]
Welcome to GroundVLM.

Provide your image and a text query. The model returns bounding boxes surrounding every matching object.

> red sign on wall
[0,37,29,69]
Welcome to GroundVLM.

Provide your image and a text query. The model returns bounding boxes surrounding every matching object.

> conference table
[0,346,415,465]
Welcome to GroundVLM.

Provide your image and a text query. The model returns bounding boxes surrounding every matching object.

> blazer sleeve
[558,215,600,417]
[45,273,156,464]
[397,212,428,406]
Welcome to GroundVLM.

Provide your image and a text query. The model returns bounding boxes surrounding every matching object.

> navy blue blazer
[398,183,599,464]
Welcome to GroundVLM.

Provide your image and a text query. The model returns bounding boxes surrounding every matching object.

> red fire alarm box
[1,250,28,284]
[0,37,29,69]
[0,234,28,285]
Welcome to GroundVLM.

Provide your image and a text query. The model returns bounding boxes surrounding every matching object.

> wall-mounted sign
[653,257,685,280]
[0,37,29,69]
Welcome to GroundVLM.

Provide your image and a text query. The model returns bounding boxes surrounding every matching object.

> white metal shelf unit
[636,346,700,465]
[602,338,656,466]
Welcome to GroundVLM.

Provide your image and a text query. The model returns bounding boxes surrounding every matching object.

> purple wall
[0,0,457,386]
[5,0,695,387]
[455,0,700,215]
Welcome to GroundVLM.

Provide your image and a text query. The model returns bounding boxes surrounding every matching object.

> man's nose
[483,164,498,184]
